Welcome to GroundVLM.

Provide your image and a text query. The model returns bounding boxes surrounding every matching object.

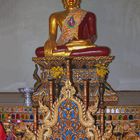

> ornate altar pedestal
[32,56,118,105]
[0,55,139,139]
[28,56,120,140]
[1,56,139,140]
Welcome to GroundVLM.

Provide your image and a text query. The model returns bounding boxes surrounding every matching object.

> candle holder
[18,88,34,106]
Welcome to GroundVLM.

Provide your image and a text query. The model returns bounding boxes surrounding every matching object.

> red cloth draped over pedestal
[0,123,6,140]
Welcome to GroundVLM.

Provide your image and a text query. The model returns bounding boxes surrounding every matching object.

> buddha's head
[62,0,81,9]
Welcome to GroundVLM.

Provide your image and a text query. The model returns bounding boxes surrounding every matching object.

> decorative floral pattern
[51,99,88,140]
[50,66,64,79]
[96,64,109,78]
[67,16,76,28]
[57,9,87,45]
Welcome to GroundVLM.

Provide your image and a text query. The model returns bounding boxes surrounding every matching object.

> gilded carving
[23,80,102,139]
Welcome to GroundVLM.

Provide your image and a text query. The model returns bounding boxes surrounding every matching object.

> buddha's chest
[56,14,68,29]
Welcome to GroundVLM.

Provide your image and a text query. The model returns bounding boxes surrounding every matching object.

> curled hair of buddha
[62,0,81,9]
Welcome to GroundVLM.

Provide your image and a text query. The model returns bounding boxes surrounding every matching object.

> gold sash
[57,8,87,46]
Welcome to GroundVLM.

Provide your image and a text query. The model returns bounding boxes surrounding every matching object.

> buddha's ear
[62,0,67,9]
[79,0,82,3]
[76,0,81,8]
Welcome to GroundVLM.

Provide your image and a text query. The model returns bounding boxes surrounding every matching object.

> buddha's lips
[69,0,75,2]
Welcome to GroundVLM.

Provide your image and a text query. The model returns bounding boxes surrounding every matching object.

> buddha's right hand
[44,39,57,56]
[44,39,57,49]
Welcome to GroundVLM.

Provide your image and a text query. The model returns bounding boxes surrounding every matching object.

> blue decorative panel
[50,99,88,140]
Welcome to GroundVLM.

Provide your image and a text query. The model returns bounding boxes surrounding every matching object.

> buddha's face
[62,0,81,9]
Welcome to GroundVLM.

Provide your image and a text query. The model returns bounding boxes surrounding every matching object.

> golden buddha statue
[36,0,110,57]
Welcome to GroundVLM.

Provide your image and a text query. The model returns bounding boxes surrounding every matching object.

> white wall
[0,0,140,91]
